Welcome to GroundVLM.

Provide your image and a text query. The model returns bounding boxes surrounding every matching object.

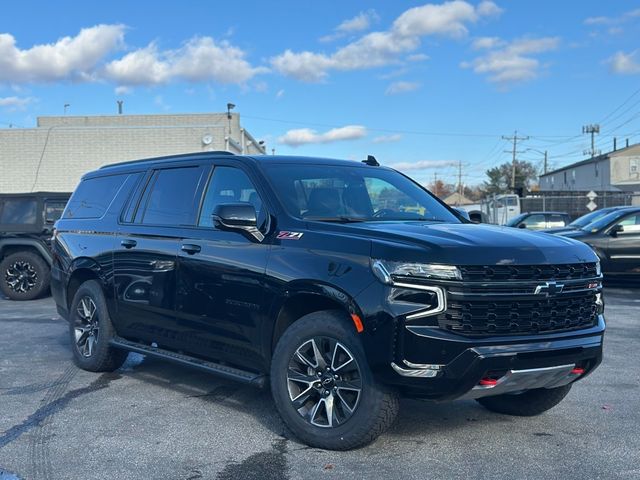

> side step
[110,336,267,388]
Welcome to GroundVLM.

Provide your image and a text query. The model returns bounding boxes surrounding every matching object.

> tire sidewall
[270,311,386,447]
[0,251,49,301]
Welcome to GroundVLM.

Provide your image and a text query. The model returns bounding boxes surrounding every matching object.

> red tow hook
[570,367,586,375]
[479,378,498,386]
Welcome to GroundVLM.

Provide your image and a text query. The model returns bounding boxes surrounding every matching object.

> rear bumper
[375,315,604,400]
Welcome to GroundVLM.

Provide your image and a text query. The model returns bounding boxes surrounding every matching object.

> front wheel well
[66,268,100,309]
[271,294,351,353]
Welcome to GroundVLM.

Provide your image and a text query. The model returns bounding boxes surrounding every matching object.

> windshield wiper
[305,216,366,223]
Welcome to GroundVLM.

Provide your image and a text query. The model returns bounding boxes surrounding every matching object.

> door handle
[181,243,201,255]
[121,239,137,249]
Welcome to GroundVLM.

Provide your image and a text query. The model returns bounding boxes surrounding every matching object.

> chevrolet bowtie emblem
[534,281,565,296]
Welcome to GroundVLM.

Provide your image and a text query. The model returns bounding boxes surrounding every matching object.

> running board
[110,336,267,388]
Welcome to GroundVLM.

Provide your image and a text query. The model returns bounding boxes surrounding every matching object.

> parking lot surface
[0,288,639,480]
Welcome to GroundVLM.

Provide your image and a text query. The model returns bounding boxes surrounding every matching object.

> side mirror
[453,207,470,221]
[609,224,624,236]
[212,203,264,241]
[518,223,527,229]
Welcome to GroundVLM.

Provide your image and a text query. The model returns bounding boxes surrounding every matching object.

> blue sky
[1,0,640,186]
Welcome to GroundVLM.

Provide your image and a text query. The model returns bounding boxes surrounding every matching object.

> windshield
[262,163,460,223]
[580,210,627,232]
[570,209,613,228]
[505,213,528,227]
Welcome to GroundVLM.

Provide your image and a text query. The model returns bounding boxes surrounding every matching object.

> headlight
[371,259,461,284]
[595,260,601,276]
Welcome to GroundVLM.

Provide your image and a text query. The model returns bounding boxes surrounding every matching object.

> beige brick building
[0,113,267,193]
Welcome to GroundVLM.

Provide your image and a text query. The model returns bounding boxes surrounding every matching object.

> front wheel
[477,384,572,416]
[270,310,399,450]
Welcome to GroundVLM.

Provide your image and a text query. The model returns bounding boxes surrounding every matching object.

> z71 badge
[277,231,304,240]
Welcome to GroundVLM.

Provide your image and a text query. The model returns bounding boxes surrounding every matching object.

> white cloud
[372,133,402,143]
[104,37,265,86]
[320,10,380,42]
[462,36,560,84]
[278,125,367,146]
[472,36,504,49]
[585,8,640,26]
[272,1,502,81]
[0,24,125,83]
[0,95,35,110]
[276,89,285,98]
[114,85,132,95]
[406,53,429,62]
[385,80,421,95]
[608,51,640,74]
[389,160,458,171]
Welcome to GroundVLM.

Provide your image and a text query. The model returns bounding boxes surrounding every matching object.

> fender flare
[0,238,53,266]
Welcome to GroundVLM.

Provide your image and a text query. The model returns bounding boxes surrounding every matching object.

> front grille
[437,290,598,336]
[459,263,598,282]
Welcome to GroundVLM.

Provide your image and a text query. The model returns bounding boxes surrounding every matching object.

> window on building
[141,167,203,226]
[595,162,599,178]
[631,159,638,176]
[563,171,567,184]
[0,198,37,225]
[64,174,129,219]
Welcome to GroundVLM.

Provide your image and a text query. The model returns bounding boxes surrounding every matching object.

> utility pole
[502,130,529,192]
[543,150,548,174]
[582,124,600,157]
[433,172,438,197]
[458,161,463,199]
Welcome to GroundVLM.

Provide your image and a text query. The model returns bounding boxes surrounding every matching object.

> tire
[477,384,572,416]
[0,251,50,301]
[270,310,399,450]
[69,280,128,372]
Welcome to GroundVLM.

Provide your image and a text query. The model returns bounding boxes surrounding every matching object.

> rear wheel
[477,384,572,416]
[0,251,49,301]
[270,310,398,450]
[69,280,128,372]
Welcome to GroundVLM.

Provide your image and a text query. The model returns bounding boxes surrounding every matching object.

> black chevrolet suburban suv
[51,152,605,450]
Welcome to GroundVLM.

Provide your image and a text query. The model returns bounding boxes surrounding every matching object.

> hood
[314,221,598,266]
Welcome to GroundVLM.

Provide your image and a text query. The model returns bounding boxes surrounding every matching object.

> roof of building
[540,142,639,178]
[443,192,475,205]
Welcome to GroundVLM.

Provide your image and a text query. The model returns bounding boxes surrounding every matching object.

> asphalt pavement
[0,288,639,480]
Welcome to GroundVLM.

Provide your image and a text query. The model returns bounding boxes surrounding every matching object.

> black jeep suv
[1,192,69,300]
[51,152,605,450]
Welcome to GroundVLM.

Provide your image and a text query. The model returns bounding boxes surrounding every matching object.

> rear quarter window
[64,174,129,219]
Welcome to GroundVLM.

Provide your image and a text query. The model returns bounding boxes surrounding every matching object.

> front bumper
[375,315,604,400]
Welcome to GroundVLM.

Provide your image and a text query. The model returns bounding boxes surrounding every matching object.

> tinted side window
[141,167,203,226]
[0,198,37,224]
[548,214,568,228]
[199,167,263,228]
[45,200,67,223]
[65,174,128,219]
[618,213,640,233]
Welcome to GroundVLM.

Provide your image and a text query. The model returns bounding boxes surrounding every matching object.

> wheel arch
[268,282,364,357]
[0,239,52,265]
[65,258,107,309]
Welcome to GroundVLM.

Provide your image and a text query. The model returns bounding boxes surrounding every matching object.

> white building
[0,113,266,193]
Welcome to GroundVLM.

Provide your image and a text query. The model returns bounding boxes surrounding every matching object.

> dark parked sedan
[558,207,640,276]
[545,206,624,234]
[506,211,571,230]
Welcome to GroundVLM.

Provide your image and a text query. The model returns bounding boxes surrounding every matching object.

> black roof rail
[99,150,235,169]
[362,155,379,166]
